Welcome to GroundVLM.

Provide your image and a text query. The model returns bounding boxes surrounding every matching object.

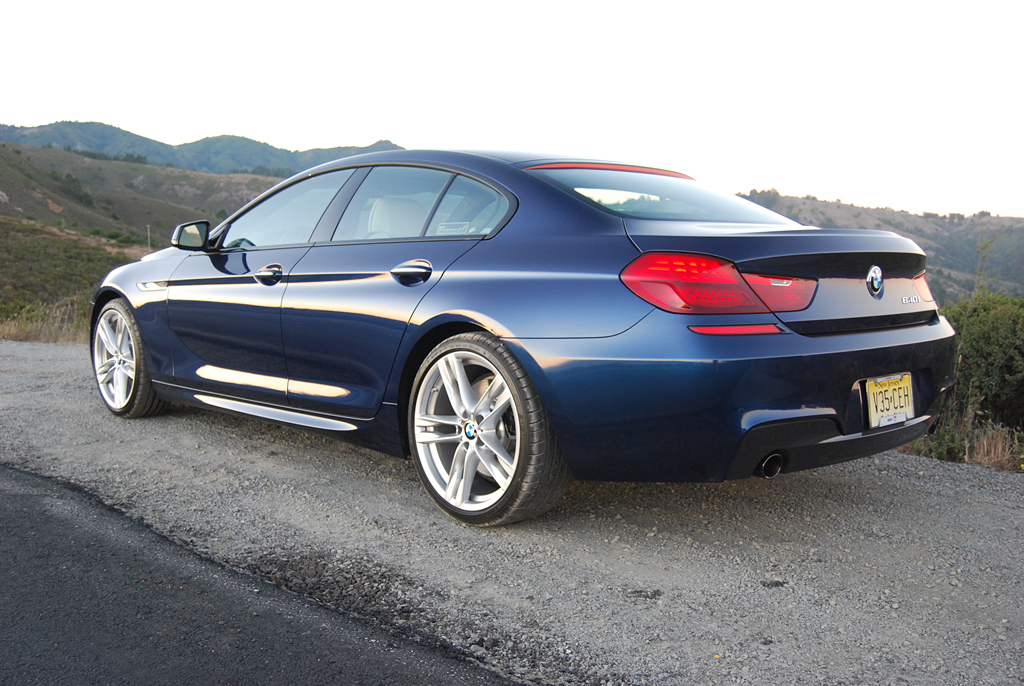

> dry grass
[901,415,1024,473]
[28,221,152,261]
[0,292,91,344]
[966,422,1024,472]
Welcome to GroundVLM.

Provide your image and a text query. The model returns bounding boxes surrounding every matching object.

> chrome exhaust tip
[757,453,784,479]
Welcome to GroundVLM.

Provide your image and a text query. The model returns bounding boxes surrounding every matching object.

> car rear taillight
[620,252,818,315]
[913,272,935,302]
[620,253,769,314]
[741,274,817,312]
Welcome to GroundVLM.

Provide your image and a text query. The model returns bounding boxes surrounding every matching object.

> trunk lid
[624,220,937,334]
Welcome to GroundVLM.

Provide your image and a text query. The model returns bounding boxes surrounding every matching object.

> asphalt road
[0,464,513,686]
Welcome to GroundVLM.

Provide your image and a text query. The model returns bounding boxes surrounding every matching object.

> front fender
[90,252,185,382]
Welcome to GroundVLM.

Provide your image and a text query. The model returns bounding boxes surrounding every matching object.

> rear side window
[332,166,452,241]
[425,176,508,237]
[527,167,793,224]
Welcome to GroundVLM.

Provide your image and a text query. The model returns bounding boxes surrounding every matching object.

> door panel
[282,241,476,418]
[167,247,310,403]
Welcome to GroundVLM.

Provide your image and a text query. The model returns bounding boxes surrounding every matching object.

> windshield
[527,167,794,224]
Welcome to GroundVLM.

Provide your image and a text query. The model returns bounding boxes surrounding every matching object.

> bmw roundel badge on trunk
[867,265,884,298]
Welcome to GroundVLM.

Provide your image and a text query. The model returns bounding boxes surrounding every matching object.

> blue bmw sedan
[90,150,956,525]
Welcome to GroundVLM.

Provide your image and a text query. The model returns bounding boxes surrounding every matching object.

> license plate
[866,373,914,428]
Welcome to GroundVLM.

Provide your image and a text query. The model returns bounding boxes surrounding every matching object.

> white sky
[3,0,1022,217]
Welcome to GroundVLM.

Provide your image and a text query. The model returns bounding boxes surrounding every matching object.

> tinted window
[425,176,508,237]
[221,169,352,249]
[528,168,793,224]
[332,167,452,241]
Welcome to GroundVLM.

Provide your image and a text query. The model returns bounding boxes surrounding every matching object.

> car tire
[409,332,572,526]
[91,299,168,418]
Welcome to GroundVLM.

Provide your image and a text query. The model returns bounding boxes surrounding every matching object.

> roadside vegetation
[901,235,1024,472]
[903,290,1024,472]
[0,291,93,344]
[0,217,132,344]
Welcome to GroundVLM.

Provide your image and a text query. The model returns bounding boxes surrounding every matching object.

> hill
[0,142,281,248]
[0,121,402,176]
[740,189,1024,304]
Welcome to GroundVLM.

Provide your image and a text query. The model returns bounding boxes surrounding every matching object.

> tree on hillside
[56,173,94,207]
[738,188,780,210]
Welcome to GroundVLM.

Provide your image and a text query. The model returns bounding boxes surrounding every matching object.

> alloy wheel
[413,350,520,512]
[93,308,137,410]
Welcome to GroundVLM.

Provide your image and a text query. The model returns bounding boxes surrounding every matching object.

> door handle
[254,264,283,285]
[390,259,433,285]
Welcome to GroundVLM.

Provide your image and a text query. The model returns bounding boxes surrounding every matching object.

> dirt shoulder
[1,341,1021,685]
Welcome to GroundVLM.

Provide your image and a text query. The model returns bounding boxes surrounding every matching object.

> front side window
[332,166,452,241]
[221,169,353,249]
[425,176,508,237]
[528,167,793,224]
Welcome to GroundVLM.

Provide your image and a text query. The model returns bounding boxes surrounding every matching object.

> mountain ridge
[0,121,402,176]
[0,127,1020,306]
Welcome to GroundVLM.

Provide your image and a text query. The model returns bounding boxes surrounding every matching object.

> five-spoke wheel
[91,299,166,418]
[410,333,571,526]
[93,305,138,410]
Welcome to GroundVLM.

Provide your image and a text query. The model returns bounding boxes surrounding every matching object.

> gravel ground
[1,340,1022,685]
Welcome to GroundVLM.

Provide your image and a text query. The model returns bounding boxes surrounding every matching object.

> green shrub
[944,292,1024,430]
[57,173,94,207]
[907,291,1024,470]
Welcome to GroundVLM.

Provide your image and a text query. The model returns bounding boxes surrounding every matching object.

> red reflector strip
[523,162,694,180]
[688,324,783,336]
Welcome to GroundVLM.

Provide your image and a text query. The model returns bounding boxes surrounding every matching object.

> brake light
[522,163,694,179]
[741,274,817,312]
[620,253,769,314]
[913,272,935,302]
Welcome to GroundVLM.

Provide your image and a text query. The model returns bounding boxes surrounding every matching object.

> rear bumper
[507,310,956,483]
[724,395,943,480]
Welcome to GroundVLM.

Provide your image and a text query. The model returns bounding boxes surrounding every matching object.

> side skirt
[152,381,406,458]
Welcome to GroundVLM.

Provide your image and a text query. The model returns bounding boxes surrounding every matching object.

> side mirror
[171,220,210,250]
